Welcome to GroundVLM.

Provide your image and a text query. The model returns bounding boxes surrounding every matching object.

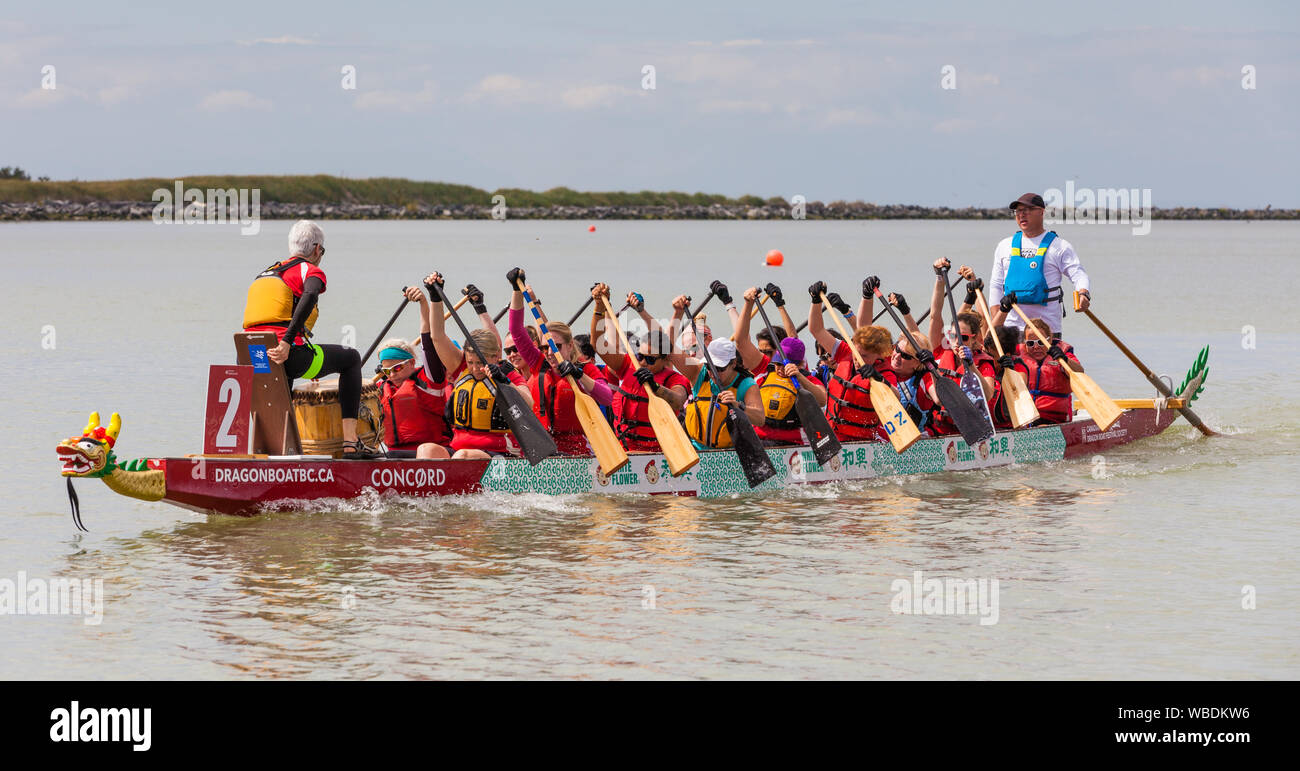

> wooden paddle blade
[494,383,558,465]
[794,389,841,466]
[645,391,700,476]
[1064,368,1123,431]
[570,384,629,475]
[724,407,777,487]
[933,374,994,446]
[1001,369,1040,429]
[868,379,922,453]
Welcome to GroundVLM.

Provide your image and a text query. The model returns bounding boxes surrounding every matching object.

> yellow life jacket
[242,257,319,334]
[759,366,801,430]
[685,370,751,449]
[451,373,510,433]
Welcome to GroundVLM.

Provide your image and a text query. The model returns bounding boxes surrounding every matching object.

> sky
[1,1,1297,207]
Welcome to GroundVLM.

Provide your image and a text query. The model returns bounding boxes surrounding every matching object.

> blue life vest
[893,371,931,434]
[1005,231,1063,306]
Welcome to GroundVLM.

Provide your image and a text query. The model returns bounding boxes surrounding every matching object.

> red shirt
[245,259,329,345]
[609,354,691,451]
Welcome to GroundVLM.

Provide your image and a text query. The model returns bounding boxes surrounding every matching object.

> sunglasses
[378,362,409,376]
[959,333,974,342]
[1024,339,1046,348]
[504,346,518,356]
[893,344,916,361]
[638,353,660,366]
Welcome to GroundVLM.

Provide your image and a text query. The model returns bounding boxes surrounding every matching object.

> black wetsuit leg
[285,344,363,419]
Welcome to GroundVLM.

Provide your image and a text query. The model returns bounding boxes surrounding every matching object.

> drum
[291,378,382,457]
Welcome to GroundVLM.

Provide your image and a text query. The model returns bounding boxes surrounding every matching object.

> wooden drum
[291,378,382,457]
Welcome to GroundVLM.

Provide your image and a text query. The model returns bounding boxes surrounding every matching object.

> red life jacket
[528,362,602,455]
[825,357,883,440]
[611,355,689,451]
[1018,342,1075,423]
[379,369,449,449]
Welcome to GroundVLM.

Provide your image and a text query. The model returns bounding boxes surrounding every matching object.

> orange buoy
[588,225,597,232]
[765,249,784,266]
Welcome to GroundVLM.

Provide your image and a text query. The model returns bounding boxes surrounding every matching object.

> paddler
[919,259,998,436]
[664,294,763,450]
[425,272,534,459]
[987,309,1085,424]
[736,287,827,445]
[242,220,379,458]
[589,283,691,452]
[806,280,898,442]
[987,192,1091,338]
[371,284,453,460]
[506,268,615,455]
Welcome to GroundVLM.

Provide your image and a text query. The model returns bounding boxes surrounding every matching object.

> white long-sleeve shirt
[988,230,1090,334]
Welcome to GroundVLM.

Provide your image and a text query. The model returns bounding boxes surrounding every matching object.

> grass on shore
[0,175,774,207]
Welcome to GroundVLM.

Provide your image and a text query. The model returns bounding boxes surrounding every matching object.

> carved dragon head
[57,412,120,478]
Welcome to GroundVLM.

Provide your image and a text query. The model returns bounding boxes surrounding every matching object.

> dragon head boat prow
[57,412,166,531]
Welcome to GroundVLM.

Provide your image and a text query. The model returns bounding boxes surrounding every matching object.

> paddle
[794,274,962,334]
[567,294,595,327]
[360,289,411,366]
[598,294,700,476]
[1010,303,1122,431]
[754,297,842,466]
[873,286,992,446]
[941,266,997,436]
[820,292,922,453]
[514,279,630,475]
[442,295,469,321]
[974,287,1039,428]
[1073,291,1215,434]
[432,282,557,465]
[493,305,509,324]
[683,309,776,488]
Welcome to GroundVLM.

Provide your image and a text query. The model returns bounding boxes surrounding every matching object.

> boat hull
[147,407,1179,516]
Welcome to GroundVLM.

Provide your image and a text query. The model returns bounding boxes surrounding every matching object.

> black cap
[1009,193,1045,210]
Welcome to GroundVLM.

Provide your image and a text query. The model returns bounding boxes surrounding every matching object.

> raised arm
[957,265,982,315]
[807,280,838,356]
[425,272,465,372]
[928,258,950,348]
[765,284,797,338]
[856,276,879,327]
[734,287,767,372]
[666,294,703,382]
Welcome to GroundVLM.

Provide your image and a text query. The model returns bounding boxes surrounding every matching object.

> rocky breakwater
[3,199,1297,221]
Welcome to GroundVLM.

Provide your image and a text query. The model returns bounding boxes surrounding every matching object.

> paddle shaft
[442,295,469,320]
[1080,306,1217,437]
[361,290,412,367]
[794,275,961,334]
[567,295,595,327]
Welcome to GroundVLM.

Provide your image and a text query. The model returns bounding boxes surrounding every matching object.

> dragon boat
[56,347,1210,522]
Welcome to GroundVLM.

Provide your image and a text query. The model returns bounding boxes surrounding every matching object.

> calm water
[2,219,1297,679]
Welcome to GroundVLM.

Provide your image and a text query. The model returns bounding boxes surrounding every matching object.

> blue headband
[378,347,414,362]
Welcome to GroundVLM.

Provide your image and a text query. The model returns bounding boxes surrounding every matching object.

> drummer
[242,220,379,458]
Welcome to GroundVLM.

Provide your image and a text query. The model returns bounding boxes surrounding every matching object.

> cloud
[12,86,70,109]
[699,99,773,114]
[353,81,437,112]
[933,117,976,134]
[822,108,881,127]
[198,89,272,112]
[97,85,131,106]
[559,84,629,109]
[721,39,763,47]
[238,35,316,46]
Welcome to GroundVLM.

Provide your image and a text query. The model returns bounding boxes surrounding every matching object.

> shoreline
[4,200,1298,222]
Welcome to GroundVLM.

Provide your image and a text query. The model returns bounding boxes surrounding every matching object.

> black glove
[506,267,525,289]
[764,283,784,307]
[916,348,935,368]
[634,367,659,394]
[826,292,851,316]
[1047,344,1067,362]
[809,280,827,303]
[999,292,1017,313]
[963,277,984,306]
[862,275,880,298]
[998,354,1016,372]
[857,363,882,381]
[890,292,910,315]
[556,360,581,379]
[487,362,512,384]
[934,259,951,277]
[710,280,732,305]
[424,273,445,300]
[463,284,487,315]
